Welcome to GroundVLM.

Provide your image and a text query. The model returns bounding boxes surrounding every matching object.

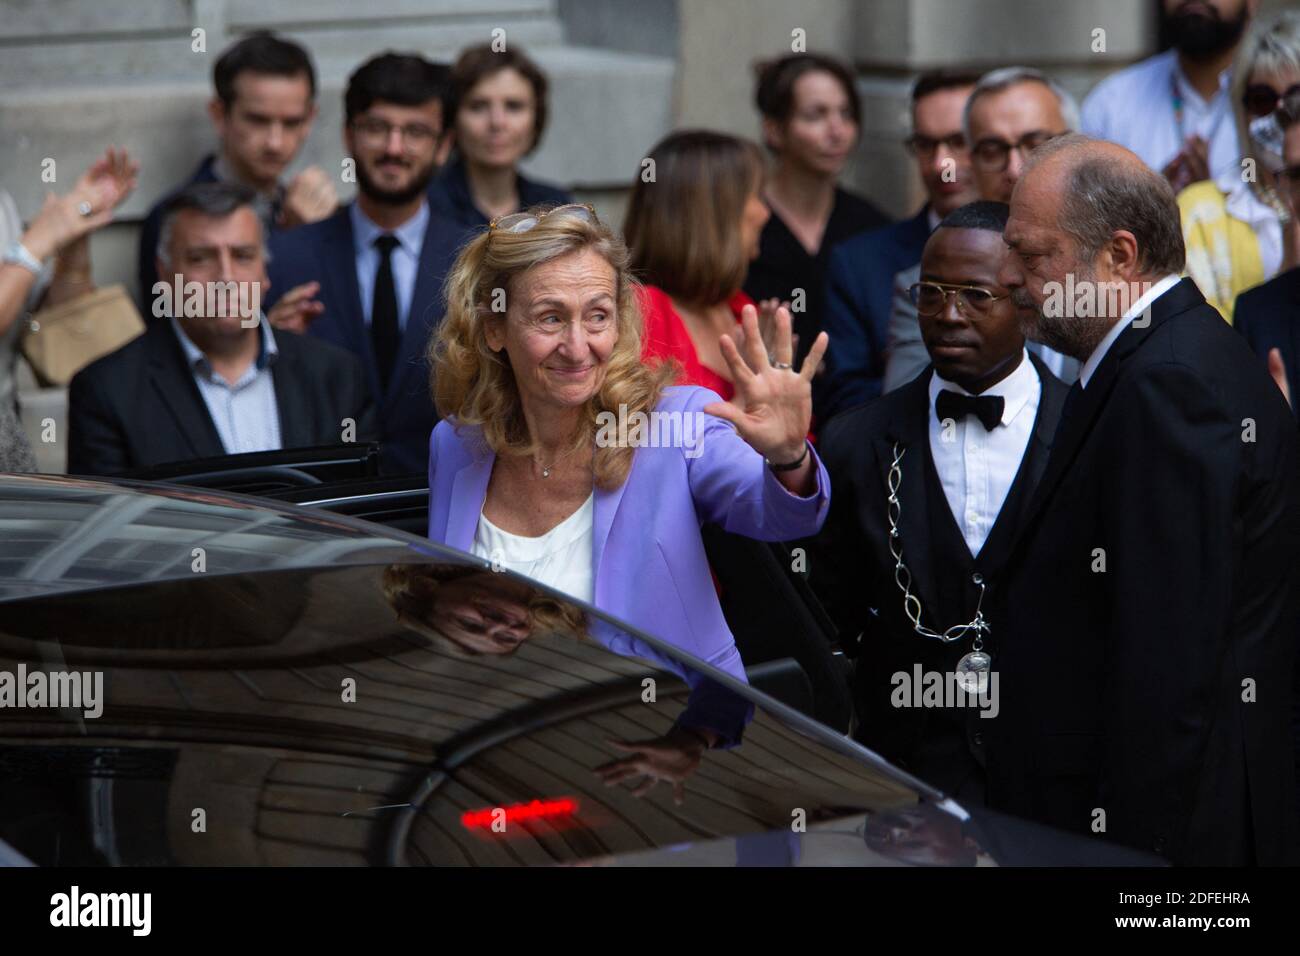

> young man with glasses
[883,67,1080,393]
[819,70,981,422]
[812,200,1066,801]
[137,32,335,311]
[264,53,469,476]
[1234,90,1300,419]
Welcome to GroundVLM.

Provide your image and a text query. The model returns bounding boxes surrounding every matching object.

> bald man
[993,133,1300,866]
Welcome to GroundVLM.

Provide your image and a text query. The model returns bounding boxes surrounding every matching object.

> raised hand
[21,147,138,261]
[594,732,708,805]
[703,302,827,467]
[281,166,338,228]
[266,281,324,333]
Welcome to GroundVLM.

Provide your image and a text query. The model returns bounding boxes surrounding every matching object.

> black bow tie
[935,389,1004,431]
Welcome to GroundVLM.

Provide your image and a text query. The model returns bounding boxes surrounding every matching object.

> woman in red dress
[624,131,781,401]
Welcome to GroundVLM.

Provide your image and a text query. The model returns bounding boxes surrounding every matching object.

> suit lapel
[387,213,452,412]
[147,325,225,459]
[876,371,942,615]
[445,447,494,552]
[591,459,633,607]
[323,208,380,401]
[269,334,312,449]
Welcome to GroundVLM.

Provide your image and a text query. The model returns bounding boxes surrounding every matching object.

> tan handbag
[20,284,145,387]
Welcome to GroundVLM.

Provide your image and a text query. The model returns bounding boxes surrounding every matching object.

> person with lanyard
[1081,0,1253,192]
[812,201,1067,802]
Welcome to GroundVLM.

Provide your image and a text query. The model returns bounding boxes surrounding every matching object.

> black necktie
[935,389,1004,431]
[371,234,400,393]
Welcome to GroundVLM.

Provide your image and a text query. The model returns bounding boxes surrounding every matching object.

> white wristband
[2,240,43,276]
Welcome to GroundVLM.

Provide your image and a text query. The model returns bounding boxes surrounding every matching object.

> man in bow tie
[811,200,1067,800]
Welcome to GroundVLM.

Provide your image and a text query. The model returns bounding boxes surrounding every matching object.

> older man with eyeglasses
[883,67,1081,393]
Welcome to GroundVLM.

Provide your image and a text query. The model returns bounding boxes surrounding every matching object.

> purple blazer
[427,385,831,736]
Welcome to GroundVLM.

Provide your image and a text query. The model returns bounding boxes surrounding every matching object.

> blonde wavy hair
[431,206,676,489]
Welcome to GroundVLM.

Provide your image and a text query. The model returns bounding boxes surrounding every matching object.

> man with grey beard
[990,133,1300,866]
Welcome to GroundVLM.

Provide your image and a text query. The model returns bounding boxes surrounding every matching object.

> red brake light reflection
[460,797,579,830]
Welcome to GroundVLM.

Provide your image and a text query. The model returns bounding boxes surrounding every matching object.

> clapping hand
[22,147,138,261]
[703,302,826,474]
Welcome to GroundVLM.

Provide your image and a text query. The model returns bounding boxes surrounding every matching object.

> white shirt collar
[1078,274,1181,388]
[1170,50,1233,109]
[928,348,1039,426]
[926,206,942,233]
[349,199,430,258]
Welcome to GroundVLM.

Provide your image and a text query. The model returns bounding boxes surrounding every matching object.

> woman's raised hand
[703,302,826,465]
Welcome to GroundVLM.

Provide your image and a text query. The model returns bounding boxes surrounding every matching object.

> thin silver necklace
[886,441,992,692]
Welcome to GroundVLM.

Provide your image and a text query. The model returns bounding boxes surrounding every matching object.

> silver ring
[772,361,793,371]
[76,200,93,217]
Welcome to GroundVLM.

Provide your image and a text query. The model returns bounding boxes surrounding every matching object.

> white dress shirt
[350,200,429,333]
[471,493,595,603]
[1078,274,1182,388]
[1081,48,1240,180]
[928,350,1041,557]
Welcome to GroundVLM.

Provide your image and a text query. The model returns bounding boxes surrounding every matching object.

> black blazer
[67,320,376,476]
[811,351,1066,782]
[265,203,468,476]
[1234,265,1300,421]
[993,278,1300,866]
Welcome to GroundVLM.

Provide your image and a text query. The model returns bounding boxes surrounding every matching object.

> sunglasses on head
[488,203,598,235]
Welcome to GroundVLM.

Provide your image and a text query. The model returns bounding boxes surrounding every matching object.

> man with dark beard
[266,53,467,475]
[1082,0,1255,191]
[994,132,1300,865]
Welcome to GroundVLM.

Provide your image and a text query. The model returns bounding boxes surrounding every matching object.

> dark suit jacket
[67,320,376,476]
[136,156,220,312]
[265,203,467,476]
[811,351,1066,788]
[818,206,932,422]
[1234,266,1300,421]
[427,154,572,229]
[993,278,1300,866]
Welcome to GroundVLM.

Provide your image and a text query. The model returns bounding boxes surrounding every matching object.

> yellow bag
[20,284,145,386]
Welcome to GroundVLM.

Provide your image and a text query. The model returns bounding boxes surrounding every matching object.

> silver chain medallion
[887,441,992,693]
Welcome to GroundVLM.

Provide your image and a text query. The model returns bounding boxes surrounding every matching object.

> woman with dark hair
[624,130,782,401]
[745,52,890,365]
[428,44,572,228]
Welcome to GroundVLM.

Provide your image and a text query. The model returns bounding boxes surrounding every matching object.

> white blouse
[470,493,595,603]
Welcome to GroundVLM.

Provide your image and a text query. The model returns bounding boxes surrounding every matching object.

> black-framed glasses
[909,281,1009,317]
[1242,83,1300,119]
[970,130,1064,172]
[489,203,598,235]
[905,132,968,158]
[351,117,439,148]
